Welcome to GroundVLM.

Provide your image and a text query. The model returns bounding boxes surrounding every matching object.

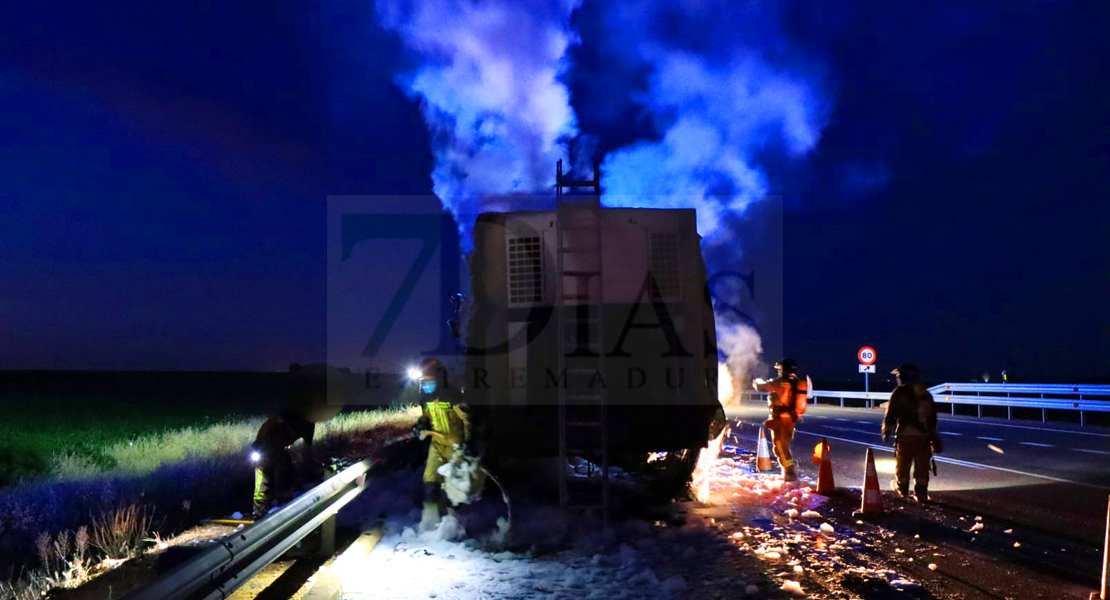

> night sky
[1,0,1106,382]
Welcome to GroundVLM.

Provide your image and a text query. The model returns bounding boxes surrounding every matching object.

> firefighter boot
[783,464,798,482]
[913,485,930,503]
[890,479,909,498]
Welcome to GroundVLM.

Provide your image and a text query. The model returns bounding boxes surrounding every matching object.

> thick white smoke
[718,323,765,397]
[595,0,828,378]
[602,54,824,237]
[376,0,581,239]
[377,0,827,378]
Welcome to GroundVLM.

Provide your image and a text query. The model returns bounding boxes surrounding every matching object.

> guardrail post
[1081,411,1087,427]
[1042,408,1046,423]
[319,514,336,557]
[1007,406,1012,420]
[977,404,982,418]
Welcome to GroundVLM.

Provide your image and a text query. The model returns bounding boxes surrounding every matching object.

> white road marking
[1019,442,1054,448]
[732,424,1110,490]
[934,417,1110,438]
[939,432,963,436]
[832,418,852,422]
[853,420,872,425]
[823,425,879,436]
[977,436,1005,441]
[1073,448,1110,456]
[794,431,1109,488]
[786,406,1110,438]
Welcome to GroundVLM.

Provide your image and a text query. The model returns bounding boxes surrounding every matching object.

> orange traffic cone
[814,438,835,495]
[756,427,773,472]
[853,447,883,516]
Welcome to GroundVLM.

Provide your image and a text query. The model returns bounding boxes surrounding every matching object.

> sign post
[858,346,877,393]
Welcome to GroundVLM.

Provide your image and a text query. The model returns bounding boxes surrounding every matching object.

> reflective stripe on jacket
[421,397,470,446]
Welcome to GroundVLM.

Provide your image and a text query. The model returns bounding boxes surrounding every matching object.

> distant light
[987,444,1004,454]
[250,451,262,463]
[406,367,423,381]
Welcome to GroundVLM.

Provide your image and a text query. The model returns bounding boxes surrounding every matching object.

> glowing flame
[691,426,730,503]
[718,362,735,404]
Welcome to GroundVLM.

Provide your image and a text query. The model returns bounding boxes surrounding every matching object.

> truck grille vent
[508,236,543,304]
[649,233,680,299]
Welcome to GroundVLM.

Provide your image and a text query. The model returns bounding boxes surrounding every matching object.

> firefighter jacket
[420,392,471,447]
[883,384,937,439]
[757,375,807,426]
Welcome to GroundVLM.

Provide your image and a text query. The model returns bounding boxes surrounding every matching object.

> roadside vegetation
[0,399,418,600]
[0,394,270,485]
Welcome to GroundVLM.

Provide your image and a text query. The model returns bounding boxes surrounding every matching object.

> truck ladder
[554,159,609,520]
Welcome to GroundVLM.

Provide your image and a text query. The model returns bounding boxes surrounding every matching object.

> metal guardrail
[928,383,1110,425]
[931,383,1110,398]
[122,458,372,600]
[741,383,1110,426]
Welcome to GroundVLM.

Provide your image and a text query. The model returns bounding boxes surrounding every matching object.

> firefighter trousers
[253,448,294,519]
[895,435,932,497]
[770,423,795,469]
[423,440,456,484]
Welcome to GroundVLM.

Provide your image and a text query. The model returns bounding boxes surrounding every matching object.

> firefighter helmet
[418,358,449,387]
[775,358,798,375]
[891,363,920,382]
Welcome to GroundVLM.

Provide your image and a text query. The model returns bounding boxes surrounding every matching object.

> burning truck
[462,167,726,512]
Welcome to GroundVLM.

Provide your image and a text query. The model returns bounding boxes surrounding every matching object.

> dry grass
[90,505,154,560]
[52,406,419,480]
[4,522,99,600]
[1,407,419,600]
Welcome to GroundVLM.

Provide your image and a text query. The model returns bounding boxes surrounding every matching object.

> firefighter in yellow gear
[250,363,344,520]
[753,358,807,482]
[413,358,471,531]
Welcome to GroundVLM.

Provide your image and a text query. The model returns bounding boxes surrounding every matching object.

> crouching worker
[882,363,940,502]
[251,363,344,520]
[413,358,470,531]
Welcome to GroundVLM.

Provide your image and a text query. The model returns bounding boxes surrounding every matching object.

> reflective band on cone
[757,427,773,472]
[816,438,835,495]
[857,447,883,515]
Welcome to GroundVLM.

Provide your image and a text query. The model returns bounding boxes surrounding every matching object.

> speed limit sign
[858,346,877,365]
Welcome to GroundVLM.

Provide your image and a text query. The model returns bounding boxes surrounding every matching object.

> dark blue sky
[1,0,1106,380]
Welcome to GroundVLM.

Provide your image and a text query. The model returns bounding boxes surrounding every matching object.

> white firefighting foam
[337,433,929,599]
[694,442,825,513]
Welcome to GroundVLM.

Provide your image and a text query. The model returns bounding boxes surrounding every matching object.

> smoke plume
[377,0,828,379]
[592,0,828,379]
[376,0,581,240]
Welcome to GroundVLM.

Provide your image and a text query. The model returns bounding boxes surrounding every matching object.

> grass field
[0,374,418,599]
[0,370,413,485]
[0,393,274,486]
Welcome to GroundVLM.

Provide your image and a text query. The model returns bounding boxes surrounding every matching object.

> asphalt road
[726,402,1110,546]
